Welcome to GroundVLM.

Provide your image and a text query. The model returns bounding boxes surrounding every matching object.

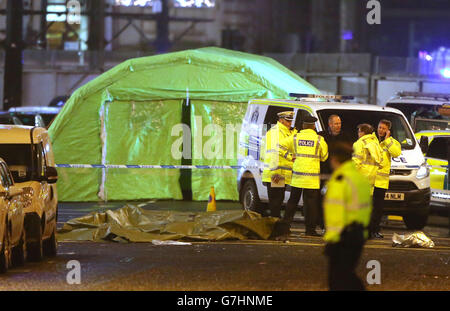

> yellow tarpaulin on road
[57,205,278,243]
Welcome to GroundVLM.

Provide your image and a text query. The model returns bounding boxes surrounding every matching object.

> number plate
[384,192,404,201]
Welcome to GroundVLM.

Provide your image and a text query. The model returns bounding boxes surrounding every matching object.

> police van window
[263,106,293,131]
[427,137,449,161]
[317,109,415,149]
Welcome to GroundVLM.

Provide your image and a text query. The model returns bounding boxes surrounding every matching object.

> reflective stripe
[324,198,345,206]
[376,172,390,177]
[265,166,292,171]
[315,136,321,156]
[352,154,363,160]
[322,152,328,161]
[294,135,298,155]
[278,145,289,152]
[283,151,290,159]
[266,149,278,154]
[343,176,362,211]
[362,161,378,166]
[385,140,393,149]
[293,171,320,176]
[295,153,320,159]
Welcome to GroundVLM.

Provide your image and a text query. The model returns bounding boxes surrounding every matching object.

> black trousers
[325,241,365,291]
[264,182,285,218]
[370,187,387,234]
[284,187,320,233]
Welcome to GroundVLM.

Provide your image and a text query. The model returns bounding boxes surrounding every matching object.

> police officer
[370,120,401,239]
[261,111,296,219]
[352,124,382,192]
[278,115,328,238]
[323,142,372,291]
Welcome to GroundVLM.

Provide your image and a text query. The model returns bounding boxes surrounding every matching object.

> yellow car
[0,158,30,273]
[415,131,450,211]
[0,126,58,262]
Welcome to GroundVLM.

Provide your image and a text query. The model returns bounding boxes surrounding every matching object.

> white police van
[237,94,431,230]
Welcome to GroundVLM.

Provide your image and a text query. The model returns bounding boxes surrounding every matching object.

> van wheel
[0,224,11,273]
[241,180,265,215]
[27,219,43,262]
[11,230,26,267]
[43,224,57,258]
[404,213,428,230]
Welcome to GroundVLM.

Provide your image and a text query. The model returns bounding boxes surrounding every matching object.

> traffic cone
[207,186,216,212]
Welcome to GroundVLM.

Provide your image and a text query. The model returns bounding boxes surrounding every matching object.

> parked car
[8,106,61,128]
[238,94,431,230]
[415,131,450,214]
[0,158,30,273]
[0,111,23,125]
[0,125,58,262]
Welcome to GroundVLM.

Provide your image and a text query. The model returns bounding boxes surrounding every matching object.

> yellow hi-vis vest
[261,122,296,184]
[352,133,382,188]
[280,129,328,189]
[374,136,402,189]
[323,160,372,243]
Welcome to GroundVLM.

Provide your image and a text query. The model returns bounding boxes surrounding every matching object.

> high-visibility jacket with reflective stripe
[374,136,402,189]
[261,122,296,184]
[323,160,372,243]
[280,129,328,189]
[352,133,382,188]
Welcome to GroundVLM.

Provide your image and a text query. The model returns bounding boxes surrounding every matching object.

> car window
[427,137,449,161]
[0,163,13,188]
[0,164,8,188]
[263,106,293,132]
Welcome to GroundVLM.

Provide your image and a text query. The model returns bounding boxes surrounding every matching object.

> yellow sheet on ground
[57,205,277,243]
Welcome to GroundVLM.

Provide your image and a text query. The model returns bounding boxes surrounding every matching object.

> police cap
[303,115,318,124]
[277,111,295,121]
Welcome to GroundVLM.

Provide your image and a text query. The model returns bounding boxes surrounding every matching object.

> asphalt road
[0,200,449,291]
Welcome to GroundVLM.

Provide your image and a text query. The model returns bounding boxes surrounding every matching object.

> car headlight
[416,163,429,179]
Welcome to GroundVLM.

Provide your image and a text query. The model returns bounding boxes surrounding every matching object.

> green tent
[49,47,319,202]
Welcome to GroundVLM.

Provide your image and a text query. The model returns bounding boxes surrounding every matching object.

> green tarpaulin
[49,47,319,202]
[57,205,278,242]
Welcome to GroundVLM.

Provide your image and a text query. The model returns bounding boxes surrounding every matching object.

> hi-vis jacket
[323,160,372,243]
[374,136,401,189]
[352,133,382,188]
[279,129,328,189]
[261,122,296,184]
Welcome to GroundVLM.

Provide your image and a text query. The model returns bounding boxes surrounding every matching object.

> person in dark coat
[318,115,353,231]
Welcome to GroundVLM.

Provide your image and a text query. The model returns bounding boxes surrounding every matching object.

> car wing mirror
[45,167,58,184]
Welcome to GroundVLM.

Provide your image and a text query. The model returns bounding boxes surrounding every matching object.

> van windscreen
[317,109,415,150]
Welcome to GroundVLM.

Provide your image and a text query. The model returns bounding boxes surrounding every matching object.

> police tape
[56,164,261,169]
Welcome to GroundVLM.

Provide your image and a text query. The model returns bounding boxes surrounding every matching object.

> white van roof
[249,98,403,114]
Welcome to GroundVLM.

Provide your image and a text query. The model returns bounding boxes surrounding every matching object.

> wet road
[0,201,449,291]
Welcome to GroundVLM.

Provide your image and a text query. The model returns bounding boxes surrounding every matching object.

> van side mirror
[419,136,429,154]
[45,167,58,184]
